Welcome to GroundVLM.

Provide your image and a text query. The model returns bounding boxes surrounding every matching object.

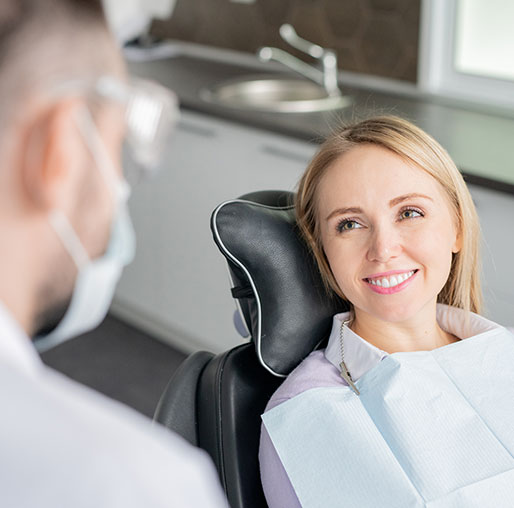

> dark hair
[0,1,106,66]
[0,0,114,140]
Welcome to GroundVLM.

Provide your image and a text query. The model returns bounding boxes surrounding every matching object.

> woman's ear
[20,98,83,212]
[452,229,463,254]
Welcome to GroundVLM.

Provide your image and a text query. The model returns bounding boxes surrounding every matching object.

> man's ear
[20,98,83,212]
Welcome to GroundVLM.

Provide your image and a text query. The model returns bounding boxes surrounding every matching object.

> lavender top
[258,304,503,508]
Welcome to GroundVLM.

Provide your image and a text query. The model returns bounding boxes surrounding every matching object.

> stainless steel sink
[200,77,352,113]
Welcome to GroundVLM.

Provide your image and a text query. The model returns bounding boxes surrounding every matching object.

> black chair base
[155,343,282,508]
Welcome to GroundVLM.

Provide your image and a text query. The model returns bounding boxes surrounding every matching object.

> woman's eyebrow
[325,207,363,221]
[325,194,433,221]
[389,193,433,207]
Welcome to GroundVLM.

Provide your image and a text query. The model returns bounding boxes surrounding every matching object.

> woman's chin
[354,302,427,325]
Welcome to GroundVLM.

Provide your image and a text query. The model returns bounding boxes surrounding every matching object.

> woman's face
[317,144,461,323]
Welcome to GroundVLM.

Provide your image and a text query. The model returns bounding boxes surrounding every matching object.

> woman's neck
[350,304,459,354]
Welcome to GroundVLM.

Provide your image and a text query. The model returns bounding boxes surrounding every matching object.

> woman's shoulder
[264,349,344,412]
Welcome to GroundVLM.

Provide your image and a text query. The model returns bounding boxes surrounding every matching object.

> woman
[259,116,514,508]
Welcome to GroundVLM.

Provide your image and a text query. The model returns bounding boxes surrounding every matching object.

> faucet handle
[279,24,325,59]
[279,23,340,96]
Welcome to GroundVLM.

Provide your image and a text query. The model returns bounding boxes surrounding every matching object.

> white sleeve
[0,363,229,508]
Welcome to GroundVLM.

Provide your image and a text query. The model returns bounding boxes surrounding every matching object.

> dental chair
[154,191,346,508]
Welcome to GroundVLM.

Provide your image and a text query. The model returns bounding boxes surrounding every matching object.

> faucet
[258,24,341,97]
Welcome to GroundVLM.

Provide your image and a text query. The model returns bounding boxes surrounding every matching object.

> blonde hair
[296,116,482,314]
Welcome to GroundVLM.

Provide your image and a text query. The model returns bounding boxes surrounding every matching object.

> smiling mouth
[364,269,419,289]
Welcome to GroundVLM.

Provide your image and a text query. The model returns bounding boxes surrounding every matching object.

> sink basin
[200,77,352,113]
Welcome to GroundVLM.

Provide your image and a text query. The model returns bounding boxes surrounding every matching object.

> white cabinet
[112,110,317,353]
[467,184,514,326]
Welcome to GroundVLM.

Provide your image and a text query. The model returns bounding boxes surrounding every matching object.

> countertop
[126,43,514,195]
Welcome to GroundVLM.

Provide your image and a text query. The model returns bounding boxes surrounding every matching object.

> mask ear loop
[49,210,90,269]
[48,105,132,271]
[73,106,128,202]
[44,106,105,271]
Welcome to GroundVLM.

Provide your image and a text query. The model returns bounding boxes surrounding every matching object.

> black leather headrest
[211,191,346,377]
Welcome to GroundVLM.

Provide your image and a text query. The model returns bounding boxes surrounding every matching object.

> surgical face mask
[34,109,136,353]
[34,77,178,352]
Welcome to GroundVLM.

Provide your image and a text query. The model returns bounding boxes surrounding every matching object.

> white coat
[0,302,228,508]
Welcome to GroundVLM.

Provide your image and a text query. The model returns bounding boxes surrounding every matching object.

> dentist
[0,1,227,506]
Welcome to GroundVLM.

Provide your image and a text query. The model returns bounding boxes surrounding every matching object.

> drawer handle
[178,121,217,138]
[260,144,313,164]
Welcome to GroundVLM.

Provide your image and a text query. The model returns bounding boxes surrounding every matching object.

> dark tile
[324,0,367,42]
[402,0,421,55]
[368,0,408,11]
[150,0,420,83]
[360,12,405,79]
[287,0,333,49]
[258,0,292,25]
[393,47,418,82]
[197,2,267,53]
[331,42,364,74]
[151,0,206,41]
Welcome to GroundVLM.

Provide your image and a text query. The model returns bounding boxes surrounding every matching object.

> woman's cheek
[407,227,454,286]
[325,240,362,296]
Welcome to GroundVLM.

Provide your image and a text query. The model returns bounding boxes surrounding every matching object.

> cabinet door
[113,110,317,353]
[468,184,514,326]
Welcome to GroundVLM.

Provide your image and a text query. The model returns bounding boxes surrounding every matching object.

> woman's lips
[363,269,419,295]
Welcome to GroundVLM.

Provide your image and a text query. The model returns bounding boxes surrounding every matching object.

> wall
[151,0,421,83]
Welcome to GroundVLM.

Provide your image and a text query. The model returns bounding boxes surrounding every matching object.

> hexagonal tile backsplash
[151,0,420,83]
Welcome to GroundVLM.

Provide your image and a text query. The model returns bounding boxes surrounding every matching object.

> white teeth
[367,270,416,288]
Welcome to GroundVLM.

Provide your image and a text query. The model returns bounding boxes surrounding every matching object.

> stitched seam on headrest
[211,199,288,378]
[218,198,294,212]
[214,353,228,491]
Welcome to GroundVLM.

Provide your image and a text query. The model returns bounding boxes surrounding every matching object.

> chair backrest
[211,191,346,377]
[154,351,214,446]
[155,345,280,508]
[155,190,345,507]
[197,344,282,508]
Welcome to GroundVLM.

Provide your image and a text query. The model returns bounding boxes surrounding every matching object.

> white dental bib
[262,324,514,507]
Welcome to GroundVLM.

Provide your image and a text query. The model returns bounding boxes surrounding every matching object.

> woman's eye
[400,208,422,220]
[337,219,362,233]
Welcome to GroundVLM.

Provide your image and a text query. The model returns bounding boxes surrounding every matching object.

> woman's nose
[366,225,402,263]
